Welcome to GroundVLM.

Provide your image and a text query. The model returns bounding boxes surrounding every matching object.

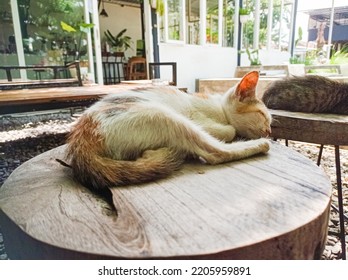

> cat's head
[222,71,272,139]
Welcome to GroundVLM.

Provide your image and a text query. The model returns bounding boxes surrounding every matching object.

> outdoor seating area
[0,76,347,260]
[1,0,348,266]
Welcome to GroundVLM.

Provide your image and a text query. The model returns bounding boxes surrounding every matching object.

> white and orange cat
[66,71,271,192]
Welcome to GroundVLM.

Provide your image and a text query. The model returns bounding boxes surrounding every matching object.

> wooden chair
[126,56,147,80]
[149,62,177,86]
[102,52,125,84]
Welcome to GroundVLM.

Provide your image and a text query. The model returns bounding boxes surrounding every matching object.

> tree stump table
[0,142,331,259]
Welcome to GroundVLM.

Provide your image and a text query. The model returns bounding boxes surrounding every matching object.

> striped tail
[66,115,183,191]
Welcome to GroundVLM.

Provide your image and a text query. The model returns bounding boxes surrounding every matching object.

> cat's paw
[255,138,270,153]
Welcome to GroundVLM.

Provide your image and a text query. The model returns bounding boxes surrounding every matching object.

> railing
[0,61,83,90]
[149,62,177,86]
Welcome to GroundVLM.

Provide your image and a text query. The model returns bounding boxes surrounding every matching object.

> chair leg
[317,144,324,166]
[334,145,347,260]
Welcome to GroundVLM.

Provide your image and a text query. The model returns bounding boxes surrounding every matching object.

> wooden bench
[0,142,331,259]
[270,109,348,260]
[0,62,83,90]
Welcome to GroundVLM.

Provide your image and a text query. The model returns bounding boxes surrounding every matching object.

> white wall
[159,44,238,92]
[98,3,291,93]
[240,49,291,66]
[99,3,142,59]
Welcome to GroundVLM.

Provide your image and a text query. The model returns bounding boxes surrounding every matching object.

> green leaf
[80,23,94,33]
[116,29,127,39]
[60,21,76,33]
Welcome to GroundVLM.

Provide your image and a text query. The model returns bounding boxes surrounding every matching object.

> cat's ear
[234,71,259,101]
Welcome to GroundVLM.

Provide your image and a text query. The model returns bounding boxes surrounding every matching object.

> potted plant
[239,8,251,23]
[104,29,132,54]
[235,48,261,77]
[239,48,261,66]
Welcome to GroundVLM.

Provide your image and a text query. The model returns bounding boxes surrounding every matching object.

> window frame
[163,0,186,44]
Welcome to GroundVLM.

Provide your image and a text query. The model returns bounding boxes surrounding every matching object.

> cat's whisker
[271,118,281,125]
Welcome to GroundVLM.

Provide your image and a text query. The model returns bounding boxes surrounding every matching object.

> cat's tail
[66,116,183,191]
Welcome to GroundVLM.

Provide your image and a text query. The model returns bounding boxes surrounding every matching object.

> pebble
[0,112,347,260]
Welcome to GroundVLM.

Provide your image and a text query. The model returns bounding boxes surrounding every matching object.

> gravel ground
[0,111,347,260]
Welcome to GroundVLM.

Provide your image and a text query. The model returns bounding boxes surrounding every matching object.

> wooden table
[0,142,331,259]
[0,83,151,114]
[270,109,348,259]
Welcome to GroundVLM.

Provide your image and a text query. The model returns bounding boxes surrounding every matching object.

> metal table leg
[334,145,346,260]
[317,144,324,166]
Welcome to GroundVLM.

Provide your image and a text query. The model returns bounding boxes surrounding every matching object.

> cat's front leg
[200,138,270,165]
[204,123,236,142]
[194,119,237,142]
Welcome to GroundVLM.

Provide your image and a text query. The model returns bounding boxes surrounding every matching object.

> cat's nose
[264,128,272,137]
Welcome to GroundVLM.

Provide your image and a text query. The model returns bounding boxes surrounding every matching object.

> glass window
[159,9,166,42]
[206,0,219,44]
[270,0,292,50]
[0,0,19,77]
[222,0,235,47]
[277,0,293,51]
[0,0,88,81]
[167,0,185,42]
[186,0,200,45]
[20,0,85,59]
[242,0,254,49]
[253,0,292,50]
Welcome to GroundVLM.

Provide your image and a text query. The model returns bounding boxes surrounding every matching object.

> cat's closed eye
[245,111,272,138]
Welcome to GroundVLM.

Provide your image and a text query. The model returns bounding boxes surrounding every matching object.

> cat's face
[232,101,272,139]
[223,71,272,139]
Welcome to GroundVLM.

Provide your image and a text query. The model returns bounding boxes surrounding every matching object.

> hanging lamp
[100,0,108,17]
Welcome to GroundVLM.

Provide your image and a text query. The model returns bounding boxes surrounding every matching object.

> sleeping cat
[66,71,272,192]
[262,75,348,114]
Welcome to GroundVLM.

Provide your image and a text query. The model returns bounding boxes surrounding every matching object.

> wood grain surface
[270,109,348,146]
[0,83,151,108]
[0,142,331,259]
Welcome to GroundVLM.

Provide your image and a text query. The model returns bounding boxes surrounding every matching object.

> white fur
[85,75,271,164]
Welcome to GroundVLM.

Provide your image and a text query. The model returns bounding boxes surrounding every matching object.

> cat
[262,75,348,114]
[66,71,272,192]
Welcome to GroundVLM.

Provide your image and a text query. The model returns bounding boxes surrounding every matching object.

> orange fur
[65,71,271,192]
[66,116,183,190]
